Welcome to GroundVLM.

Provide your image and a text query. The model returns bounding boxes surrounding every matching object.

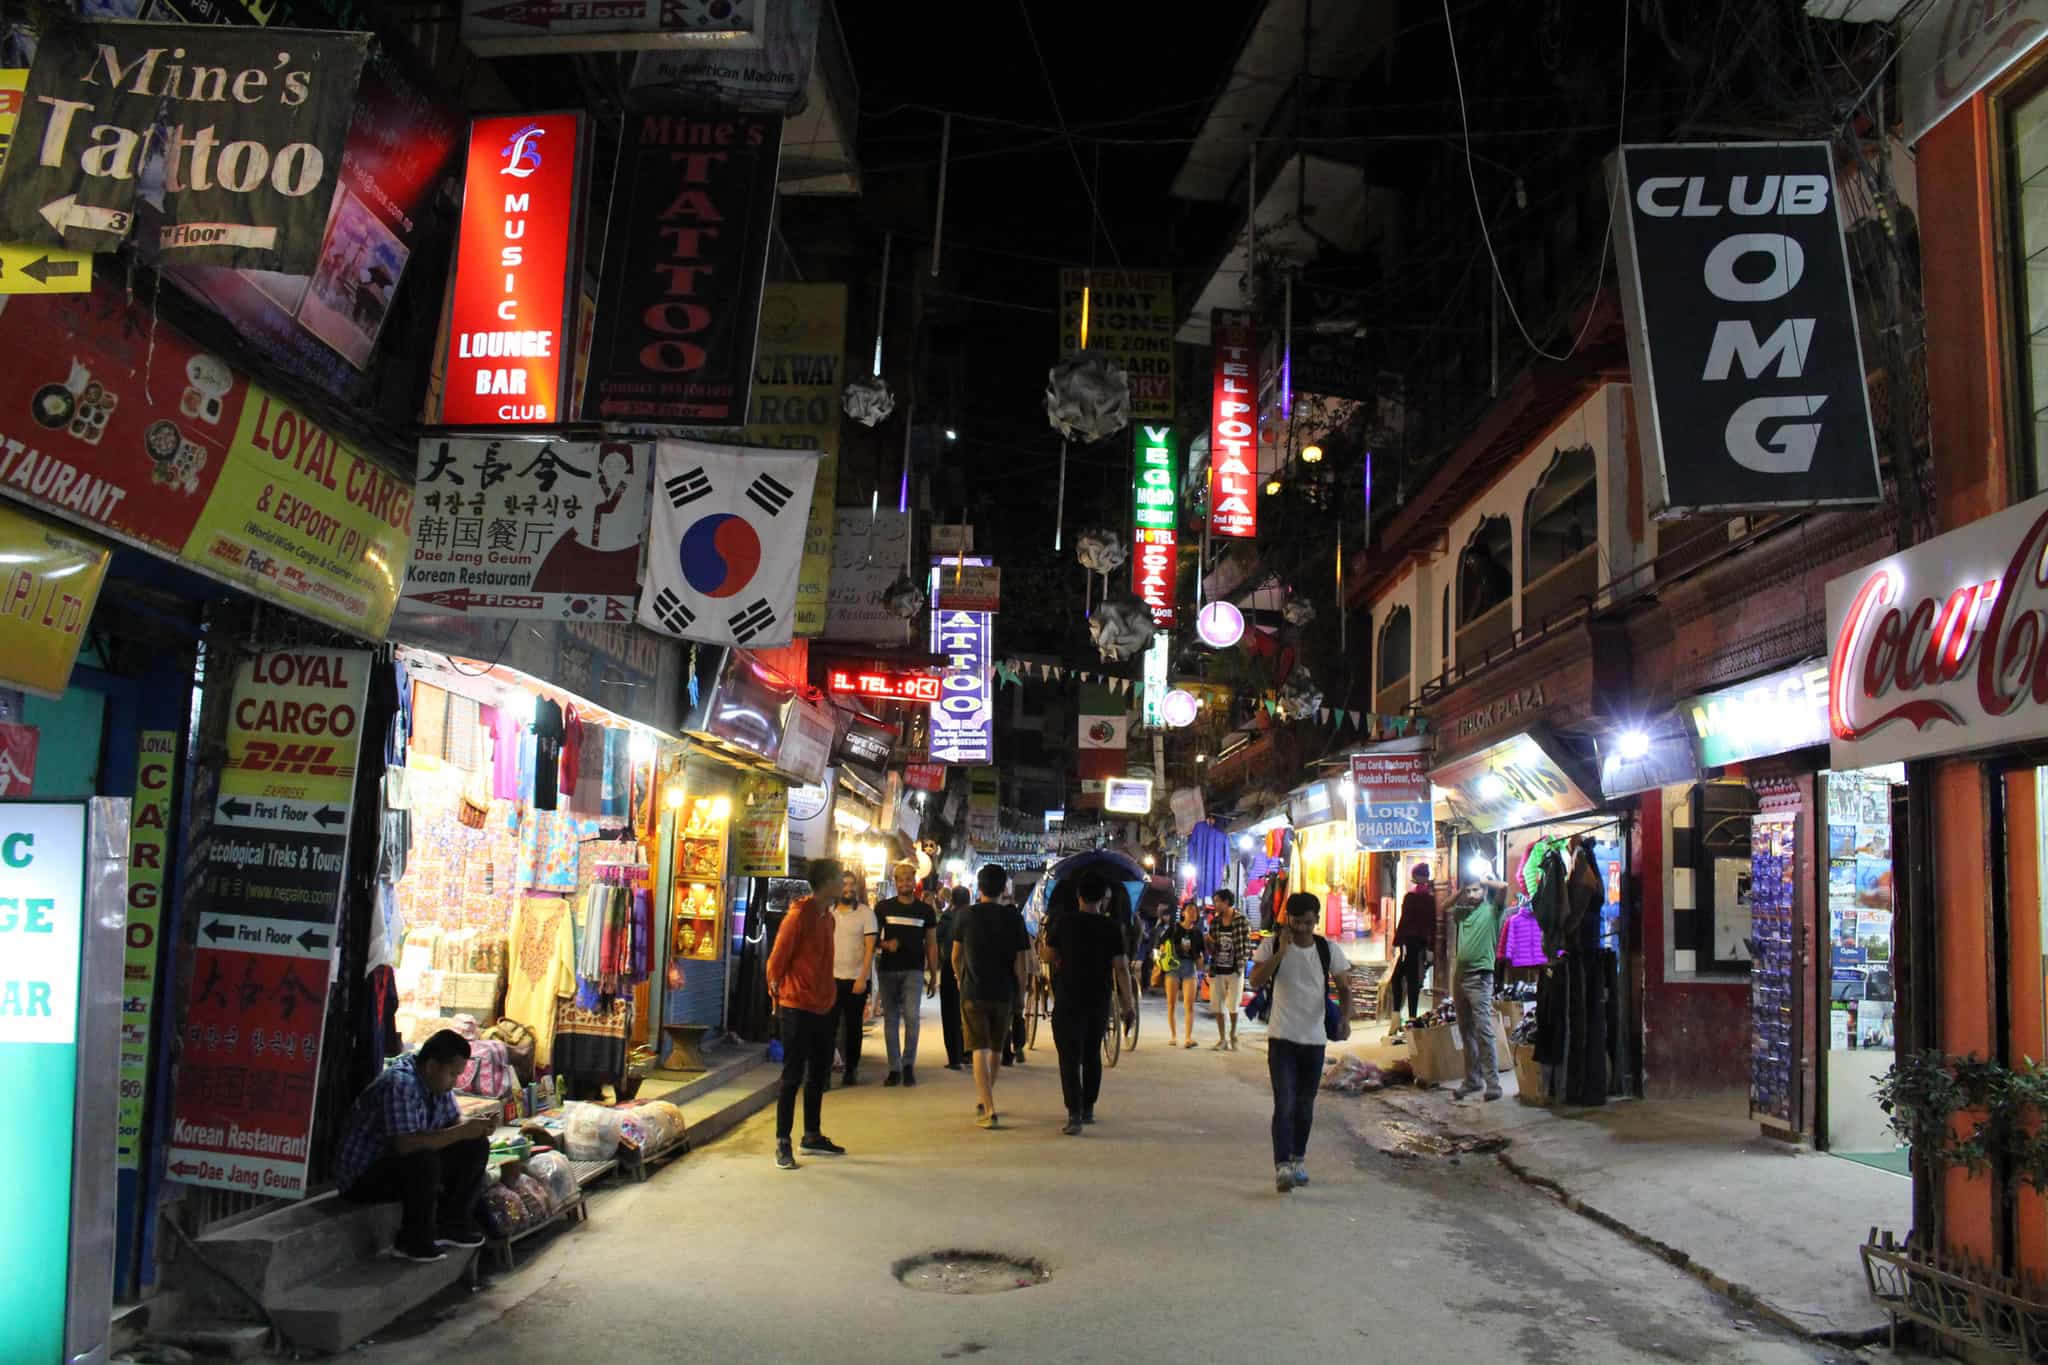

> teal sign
[0,802,87,1364]
[1683,660,1831,768]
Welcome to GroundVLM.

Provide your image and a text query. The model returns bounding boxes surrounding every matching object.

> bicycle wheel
[1028,978,1042,1050]
[1103,1009,1121,1068]
[1124,966,1141,1050]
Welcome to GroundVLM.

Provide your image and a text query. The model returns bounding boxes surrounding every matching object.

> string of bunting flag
[990,657,1429,739]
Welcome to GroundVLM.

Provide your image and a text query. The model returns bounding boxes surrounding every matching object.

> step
[634,1042,765,1108]
[175,1195,401,1317]
[672,1059,780,1151]
[266,1248,477,1355]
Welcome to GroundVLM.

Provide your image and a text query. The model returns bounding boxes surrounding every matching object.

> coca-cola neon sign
[1825,492,2048,766]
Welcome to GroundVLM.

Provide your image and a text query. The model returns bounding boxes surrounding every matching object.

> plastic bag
[511,1172,552,1222]
[479,1183,526,1239]
[527,1150,579,1207]
[561,1101,627,1161]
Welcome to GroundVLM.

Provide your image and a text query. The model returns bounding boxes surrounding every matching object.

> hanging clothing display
[506,894,577,1068]
[533,698,564,811]
[1186,820,1230,901]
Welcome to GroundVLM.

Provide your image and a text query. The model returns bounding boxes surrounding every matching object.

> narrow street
[344,1000,1890,1365]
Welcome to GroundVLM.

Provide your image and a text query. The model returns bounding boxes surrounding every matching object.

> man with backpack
[1247,892,1353,1193]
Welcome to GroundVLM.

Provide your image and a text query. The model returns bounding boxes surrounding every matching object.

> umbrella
[1023,849,1148,935]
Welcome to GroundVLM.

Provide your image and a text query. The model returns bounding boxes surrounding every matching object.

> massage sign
[0,23,369,272]
[166,649,369,1197]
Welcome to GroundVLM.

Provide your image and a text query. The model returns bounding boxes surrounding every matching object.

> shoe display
[392,1240,447,1263]
[435,1225,486,1249]
[775,1142,799,1170]
[1062,1114,1082,1135]
[799,1134,846,1155]
[1275,1163,1295,1193]
[903,1067,918,1087]
[883,1071,901,1087]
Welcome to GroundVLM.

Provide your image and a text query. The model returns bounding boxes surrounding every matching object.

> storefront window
[2010,83,2048,492]
[1823,767,1900,1159]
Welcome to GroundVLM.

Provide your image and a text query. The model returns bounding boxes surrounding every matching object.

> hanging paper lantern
[1089,595,1157,662]
[883,571,927,619]
[1162,689,1200,728]
[1075,526,1128,575]
[842,372,895,427]
[1196,600,1245,649]
[1283,598,1317,627]
[1276,667,1323,722]
[1045,352,1132,443]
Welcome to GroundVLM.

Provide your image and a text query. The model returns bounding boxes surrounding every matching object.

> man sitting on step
[335,1028,495,1263]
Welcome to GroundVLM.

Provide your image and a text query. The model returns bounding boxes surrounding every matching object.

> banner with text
[1352,741,1431,852]
[1208,309,1258,539]
[0,501,109,698]
[734,771,789,877]
[117,730,178,1169]
[1132,424,1176,625]
[1058,268,1174,419]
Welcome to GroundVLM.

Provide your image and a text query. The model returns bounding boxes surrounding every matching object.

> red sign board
[902,762,947,793]
[1209,308,1259,539]
[1133,527,1176,626]
[441,113,586,426]
[828,667,941,703]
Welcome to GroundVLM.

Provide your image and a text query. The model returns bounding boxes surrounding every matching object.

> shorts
[962,1000,1010,1051]
[1167,958,1199,981]
[1210,972,1244,1011]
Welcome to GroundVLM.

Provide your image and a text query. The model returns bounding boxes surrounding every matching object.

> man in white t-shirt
[1248,891,1353,1193]
[830,870,879,1085]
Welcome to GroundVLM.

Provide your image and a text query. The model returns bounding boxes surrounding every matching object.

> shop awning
[1431,727,1600,833]
[1597,710,1697,800]
[1285,775,1345,828]
[678,647,832,785]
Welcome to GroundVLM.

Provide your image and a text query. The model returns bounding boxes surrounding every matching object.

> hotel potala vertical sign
[1209,309,1257,539]
[1612,142,1882,514]
[1132,425,1176,626]
[442,112,586,426]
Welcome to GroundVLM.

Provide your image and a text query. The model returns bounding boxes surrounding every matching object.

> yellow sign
[184,387,414,636]
[220,649,372,810]
[0,71,91,296]
[1058,268,1175,419]
[118,729,177,1169]
[721,283,846,636]
[734,772,789,877]
[0,499,109,697]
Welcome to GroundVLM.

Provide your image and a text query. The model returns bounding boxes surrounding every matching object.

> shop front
[1285,774,1370,951]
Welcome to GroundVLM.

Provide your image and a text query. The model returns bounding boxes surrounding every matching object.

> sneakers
[1452,1082,1482,1101]
[1483,1088,1503,1102]
[883,1071,902,1088]
[1081,1109,1096,1125]
[392,1239,447,1263]
[903,1067,918,1087]
[977,1111,999,1130]
[799,1134,846,1155]
[1290,1160,1309,1187]
[945,1062,964,1071]
[1062,1114,1082,1136]
[1001,1053,1015,1067]
[1275,1163,1296,1193]
[842,1070,859,1087]
[435,1224,486,1249]
[775,1141,799,1170]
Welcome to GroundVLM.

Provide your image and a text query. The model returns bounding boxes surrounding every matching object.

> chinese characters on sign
[1057,268,1176,420]
[1209,309,1258,539]
[404,437,649,621]
[1132,424,1177,626]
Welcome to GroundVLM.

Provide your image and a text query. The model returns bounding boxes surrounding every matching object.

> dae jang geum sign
[1612,142,1881,515]
[0,23,369,273]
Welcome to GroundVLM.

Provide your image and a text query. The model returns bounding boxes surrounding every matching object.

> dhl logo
[228,742,357,777]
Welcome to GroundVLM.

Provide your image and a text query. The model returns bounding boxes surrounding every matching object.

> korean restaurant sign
[0,501,109,698]
[1612,142,1882,514]
[1208,309,1258,539]
[1132,424,1177,626]
[402,436,649,621]
[441,112,587,426]
[582,112,783,426]
[0,23,368,272]
[167,649,369,1198]
[1431,729,1597,834]
[1827,489,2048,767]
[1900,0,2048,145]
[1058,268,1175,419]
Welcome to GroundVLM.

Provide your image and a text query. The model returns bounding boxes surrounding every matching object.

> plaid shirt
[1207,915,1251,974]
[334,1054,459,1191]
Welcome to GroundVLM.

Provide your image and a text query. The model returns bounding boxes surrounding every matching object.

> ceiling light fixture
[1301,444,1324,463]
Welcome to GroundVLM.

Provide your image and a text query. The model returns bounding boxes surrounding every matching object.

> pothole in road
[894,1250,1050,1294]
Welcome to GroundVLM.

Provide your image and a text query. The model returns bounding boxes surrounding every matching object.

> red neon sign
[442,112,585,426]
[827,668,941,703]
[1209,308,1259,540]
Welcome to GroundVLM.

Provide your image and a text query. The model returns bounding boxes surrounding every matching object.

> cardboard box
[1512,1042,1547,1103]
[1408,1023,1462,1083]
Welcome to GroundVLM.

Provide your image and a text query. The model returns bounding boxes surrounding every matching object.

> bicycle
[1025,962,1052,1050]
[1103,999,1122,1068]
[1121,960,1142,1051]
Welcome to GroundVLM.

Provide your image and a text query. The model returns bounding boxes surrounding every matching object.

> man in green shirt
[1448,874,1510,1101]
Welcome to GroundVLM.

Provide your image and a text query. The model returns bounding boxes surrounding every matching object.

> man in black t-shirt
[952,864,1031,1129]
[874,860,939,1088]
[1041,869,1136,1135]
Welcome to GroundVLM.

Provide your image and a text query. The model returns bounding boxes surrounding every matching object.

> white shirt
[1253,933,1350,1045]
[831,903,878,979]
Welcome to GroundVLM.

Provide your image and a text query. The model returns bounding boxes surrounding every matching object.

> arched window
[1440,585,1450,668]
[1458,516,1513,626]
[1377,607,1411,691]
[1525,445,1598,583]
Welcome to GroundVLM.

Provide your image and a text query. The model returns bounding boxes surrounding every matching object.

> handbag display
[489,1017,538,1086]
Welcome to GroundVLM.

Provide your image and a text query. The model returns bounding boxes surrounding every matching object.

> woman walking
[1388,864,1436,1041]
[1160,901,1207,1048]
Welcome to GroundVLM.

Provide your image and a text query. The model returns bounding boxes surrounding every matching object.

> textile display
[411,683,450,761]
[506,896,578,1067]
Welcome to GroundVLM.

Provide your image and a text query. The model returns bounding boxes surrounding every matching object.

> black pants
[938,962,966,1066]
[833,978,864,1077]
[776,1006,834,1140]
[1392,947,1428,1020]
[1268,1038,1325,1165]
[1009,999,1027,1059]
[341,1136,489,1248]
[1052,1001,1108,1115]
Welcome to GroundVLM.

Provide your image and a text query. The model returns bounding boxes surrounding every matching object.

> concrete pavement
[333,996,1909,1365]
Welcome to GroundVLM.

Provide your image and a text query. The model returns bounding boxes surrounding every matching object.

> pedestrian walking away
[1205,888,1251,1050]
[1160,900,1207,1048]
[1003,888,1030,1065]
[952,864,1031,1128]
[765,858,850,1168]
[936,884,970,1070]
[334,1028,493,1262]
[829,868,878,1085]
[1389,864,1437,1041]
[1449,872,1510,1101]
[1248,892,1353,1193]
[874,859,938,1087]
[1040,869,1137,1134]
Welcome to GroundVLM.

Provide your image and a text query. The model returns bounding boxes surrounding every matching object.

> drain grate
[894,1250,1050,1294]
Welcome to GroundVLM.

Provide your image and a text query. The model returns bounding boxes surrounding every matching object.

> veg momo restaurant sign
[441,112,587,426]
[0,22,369,272]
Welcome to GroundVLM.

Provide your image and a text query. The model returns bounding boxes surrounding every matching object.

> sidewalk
[1333,1028,1909,1342]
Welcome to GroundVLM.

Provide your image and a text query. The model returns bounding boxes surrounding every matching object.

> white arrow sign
[38,194,128,236]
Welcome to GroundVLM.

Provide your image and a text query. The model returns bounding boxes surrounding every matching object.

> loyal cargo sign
[0,24,369,271]
[403,436,649,621]
[1058,268,1175,420]
[117,730,177,1169]
[0,500,110,698]
[1612,143,1882,514]
[582,112,783,425]
[1132,424,1176,626]
[1209,309,1258,539]
[441,112,587,426]
[167,649,369,1198]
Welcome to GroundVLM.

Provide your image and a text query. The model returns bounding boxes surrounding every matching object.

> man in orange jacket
[766,857,848,1170]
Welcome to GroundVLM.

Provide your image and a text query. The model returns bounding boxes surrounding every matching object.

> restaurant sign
[1432,729,1597,834]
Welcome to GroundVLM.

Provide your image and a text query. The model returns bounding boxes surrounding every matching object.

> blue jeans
[1267,1038,1325,1165]
[878,969,925,1072]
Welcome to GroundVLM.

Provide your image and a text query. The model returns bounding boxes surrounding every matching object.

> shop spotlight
[630,731,656,763]
[1196,753,1209,764]
[710,795,732,820]
[1237,834,1254,851]
[945,857,966,876]
[1301,444,1323,463]
[663,785,686,809]
[945,427,959,441]
[1467,854,1495,880]
[1143,854,1156,868]
[1617,729,1651,761]
[1265,478,1282,495]
[1477,773,1508,800]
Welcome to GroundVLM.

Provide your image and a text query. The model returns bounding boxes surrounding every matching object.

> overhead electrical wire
[1016,0,1124,269]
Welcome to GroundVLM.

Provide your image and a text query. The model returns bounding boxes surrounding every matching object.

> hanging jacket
[1498,905,1548,967]
[1531,846,1570,957]
[1562,847,1606,948]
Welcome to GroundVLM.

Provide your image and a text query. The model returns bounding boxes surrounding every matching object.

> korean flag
[639,439,823,648]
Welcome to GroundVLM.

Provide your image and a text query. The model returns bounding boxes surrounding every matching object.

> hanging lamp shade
[1075,526,1128,575]
[843,372,895,427]
[1089,594,1157,662]
[883,571,927,619]
[1045,352,1132,443]
[1283,598,1317,627]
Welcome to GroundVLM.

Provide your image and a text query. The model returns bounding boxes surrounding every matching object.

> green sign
[0,802,87,1365]
[1133,425,1178,627]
